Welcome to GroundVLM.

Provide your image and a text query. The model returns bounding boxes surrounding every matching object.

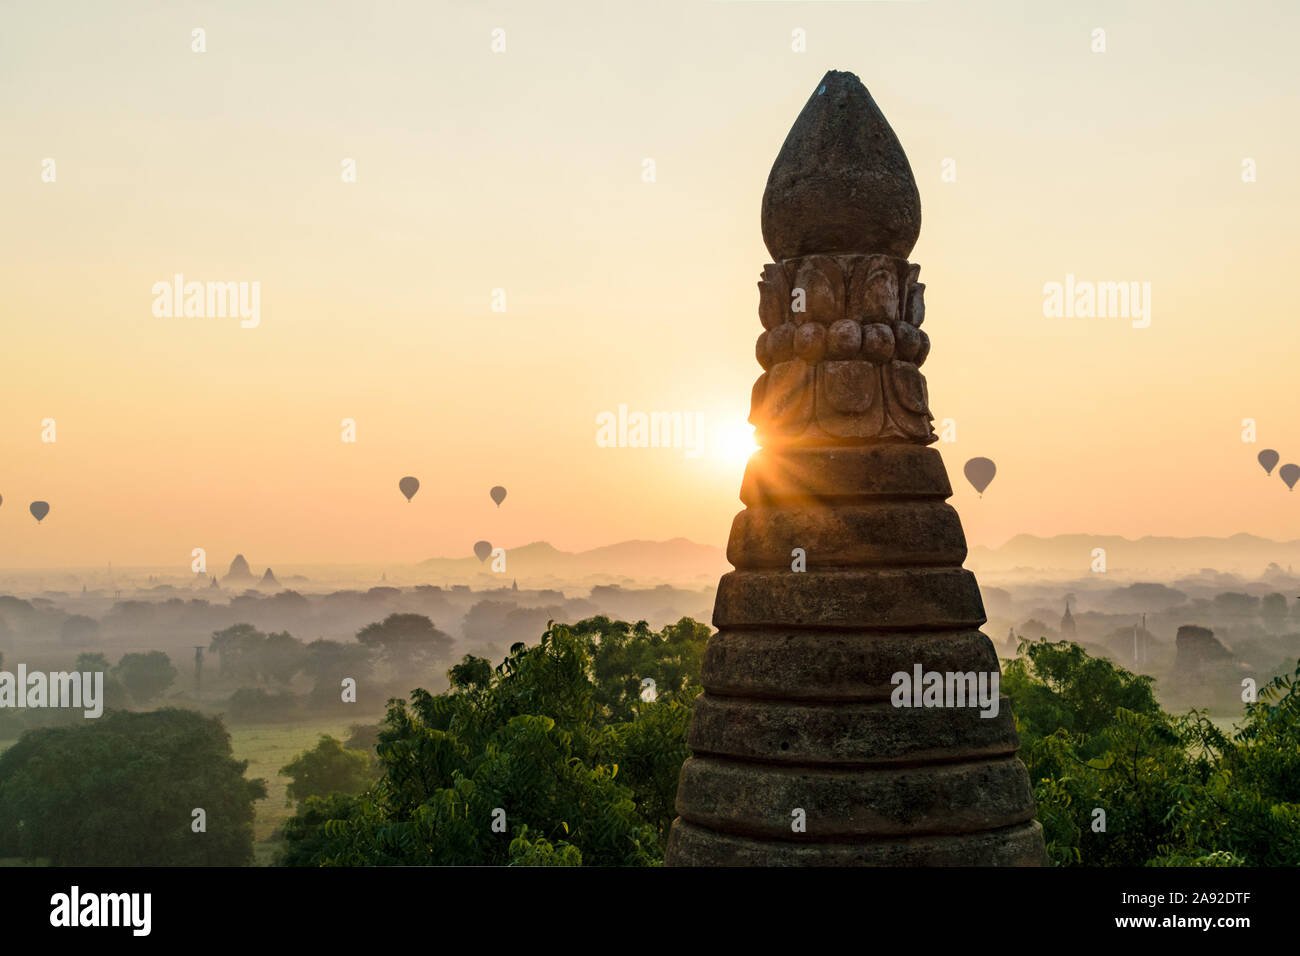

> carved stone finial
[750,74,932,448]
[665,70,1046,868]
[750,254,933,445]
[761,71,921,261]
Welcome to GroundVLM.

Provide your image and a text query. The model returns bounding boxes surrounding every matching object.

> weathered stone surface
[815,362,884,437]
[757,263,789,329]
[666,819,1047,867]
[665,69,1043,867]
[761,71,921,261]
[860,322,896,363]
[849,257,901,323]
[909,290,926,327]
[676,756,1036,838]
[688,695,1019,765]
[739,444,952,504]
[700,628,1001,701]
[792,256,843,323]
[768,324,795,363]
[793,322,826,363]
[894,323,922,362]
[713,568,986,629]
[725,501,968,568]
[759,360,814,436]
[747,253,935,446]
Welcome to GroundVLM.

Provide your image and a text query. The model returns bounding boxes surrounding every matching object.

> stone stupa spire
[664,71,1046,866]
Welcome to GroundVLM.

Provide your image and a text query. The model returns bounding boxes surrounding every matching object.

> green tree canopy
[74,652,130,711]
[209,624,306,687]
[280,735,376,806]
[114,650,178,705]
[280,616,709,866]
[356,613,455,664]
[0,709,265,865]
[1005,639,1300,866]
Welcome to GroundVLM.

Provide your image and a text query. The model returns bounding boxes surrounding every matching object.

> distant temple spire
[1060,600,1076,639]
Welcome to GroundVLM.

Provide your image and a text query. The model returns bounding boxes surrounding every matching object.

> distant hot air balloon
[1258,449,1280,475]
[963,457,996,496]
[473,540,492,562]
[1281,464,1300,491]
[398,476,420,501]
[490,486,507,507]
[30,501,50,523]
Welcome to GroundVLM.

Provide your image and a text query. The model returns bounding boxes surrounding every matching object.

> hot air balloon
[1281,464,1300,491]
[398,476,419,501]
[490,486,507,507]
[1258,449,1280,475]
[963,458,996,496]
[473,540,492,562]
[30,501,50,523]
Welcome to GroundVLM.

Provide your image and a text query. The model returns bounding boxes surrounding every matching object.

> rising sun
[713,421,760,472]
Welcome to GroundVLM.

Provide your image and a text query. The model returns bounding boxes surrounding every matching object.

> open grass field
[230,718,369,866]
[0,713,381,867]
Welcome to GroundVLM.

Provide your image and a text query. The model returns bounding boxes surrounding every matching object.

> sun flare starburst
[714,422,759,472]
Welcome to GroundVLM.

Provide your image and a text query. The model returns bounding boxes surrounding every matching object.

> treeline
[1006,639,1300,865]
[203,614,455,722]
[277,631,1300,867]
[0,615,708,866]
[0,649,175,737]
[2,618,1296,866]
[278,616,709,866]
[0,584,710,659]
[0,613,461,734]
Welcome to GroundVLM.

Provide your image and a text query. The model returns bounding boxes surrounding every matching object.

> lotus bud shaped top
[761,70,921,261]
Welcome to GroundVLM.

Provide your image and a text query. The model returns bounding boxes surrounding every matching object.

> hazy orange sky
[3,0,1300,569]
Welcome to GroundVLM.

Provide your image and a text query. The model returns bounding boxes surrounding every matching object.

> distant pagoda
[1060,600,1077,639]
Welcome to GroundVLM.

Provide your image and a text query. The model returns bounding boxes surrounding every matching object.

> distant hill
[416,533,1300,587]
[968,533,1300,576]
[419,538,727,587]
